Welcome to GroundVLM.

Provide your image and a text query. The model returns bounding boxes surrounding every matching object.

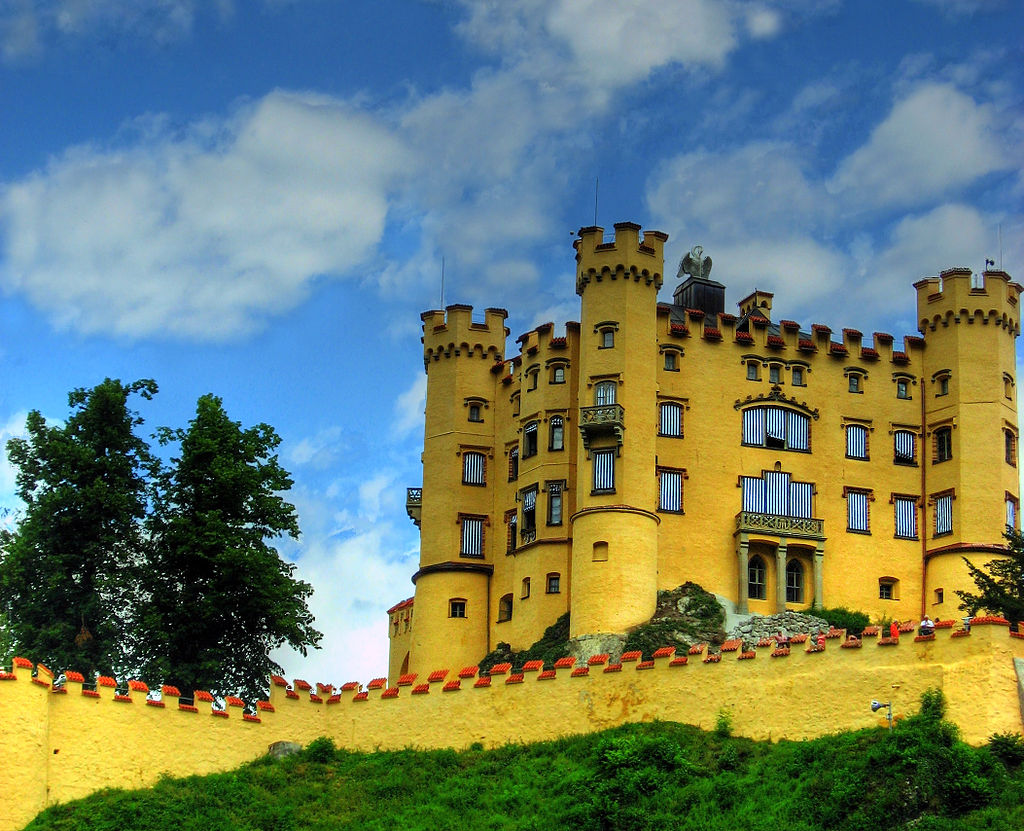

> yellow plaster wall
[5,624,1024,831]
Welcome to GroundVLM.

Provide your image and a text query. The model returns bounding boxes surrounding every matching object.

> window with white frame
[878,579,897,600]
[462,451,486,485]
[551,365,566,384]
[460,515,485,558]
[547,481,563,525]
[658,468,684,513]
[593,449,615,493]
[893,495,917,539]
[659,402,683,437]
[595,380,617,405]
[846,424,868,460]
[741,406,810,451]
[549,416,565,451]
[934,492,953,535]
[846,488,871,533]
[1006,495,1018,531]
[449,598,467,618]
[894,430,916,465]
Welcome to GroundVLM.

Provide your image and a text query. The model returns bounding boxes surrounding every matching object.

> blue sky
[0,0,1021,687]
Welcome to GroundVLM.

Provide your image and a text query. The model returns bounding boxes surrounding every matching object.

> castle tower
[915,267,1021,612]
[570,223,667,637]
[409,305,508,677]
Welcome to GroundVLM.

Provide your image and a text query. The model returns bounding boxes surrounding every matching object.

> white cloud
[0,411,31,525]
[273,484,418,686]
[393,374,426,439]
[0,0,235,60]
[745,6,782,38]
[828,83,1009,210]
[284,426,344,471]
[0,91,411,339]
[648,141,829,242]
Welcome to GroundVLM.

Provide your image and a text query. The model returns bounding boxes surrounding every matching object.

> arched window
[462,451,485,485]
[595,381,616,406]
[549,416,564,451]
[497,594,513,622]
[523,421,539,457]
[785,559,804,603]
[748,556,766,600]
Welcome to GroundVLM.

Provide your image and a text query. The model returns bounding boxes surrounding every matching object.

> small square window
[546,573,561,594]
[449,599,467,618]
[601,330,614,348]
[468,404,482,422]
[551,366,566,384]
[879,582,894,600]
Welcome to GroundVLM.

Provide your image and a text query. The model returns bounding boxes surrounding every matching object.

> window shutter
[659,471,682,511]
[742,476,765,512]
[787,411,809,450]
[461,518,483,556]
[894,430,915,462]
[935,494,953,534]
[789,482,813,518]
[846,425,867,459]
[894,497,916,538]
[847,491,869,531]
[765,471,791,516]
[593,450,615,490]
[742,408,765,445]
[660,403,681,437]
[766,407,786,441]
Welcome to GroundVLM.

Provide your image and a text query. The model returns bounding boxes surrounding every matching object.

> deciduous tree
[956,529,1024,628]
[0,379,157,676]
[140,394,321,703]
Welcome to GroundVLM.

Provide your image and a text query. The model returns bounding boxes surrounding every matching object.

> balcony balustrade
[578,404,625,450]
[406,487,422,527]
[735,511,824,540]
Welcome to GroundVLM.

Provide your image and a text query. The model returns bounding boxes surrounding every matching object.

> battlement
[2,621,1023,831]
[914,268,1021,335]
[574,222,667,296]
[421,305,509,368]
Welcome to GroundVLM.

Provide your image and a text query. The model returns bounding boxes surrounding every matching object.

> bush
[918,687,946,723]
[800,606,869,636]
[304,736,337,763]
[988,732,1024,767]
[715,708,733,738]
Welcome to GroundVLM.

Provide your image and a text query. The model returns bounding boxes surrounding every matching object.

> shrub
[919,687,946,723]
[304,736,337,763]
[801,606,869,635]
[715,708,733,738]
[988,732,1024,767]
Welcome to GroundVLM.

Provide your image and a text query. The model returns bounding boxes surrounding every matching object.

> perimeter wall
[2,621,1024,831]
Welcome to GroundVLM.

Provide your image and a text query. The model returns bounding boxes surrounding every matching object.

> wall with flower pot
[2,620,1023,831]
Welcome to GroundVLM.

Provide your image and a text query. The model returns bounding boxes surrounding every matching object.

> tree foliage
[0,381,321,698]
[956,528,1024,627]
[0,379,157,676]
[141,394,321,702]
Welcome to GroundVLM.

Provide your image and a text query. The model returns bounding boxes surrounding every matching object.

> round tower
[409,304,508,677]
[569,223,667,637]
[914,267,1021,614]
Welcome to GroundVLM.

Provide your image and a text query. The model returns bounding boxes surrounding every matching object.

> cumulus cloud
[828,83,1009,210]
[284,426,344,471]
[0,91,411,339]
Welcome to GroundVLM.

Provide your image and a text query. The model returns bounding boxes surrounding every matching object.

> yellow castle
[389,222,1021,680]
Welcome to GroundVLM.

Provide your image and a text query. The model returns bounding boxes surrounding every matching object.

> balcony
[735,511,824,541]
[578,404,625,451]
[406,487,422,527]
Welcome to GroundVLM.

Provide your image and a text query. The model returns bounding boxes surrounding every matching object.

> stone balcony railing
[520,528,537,546]
[406,487,422,527]
[578,404,625,450]
[735,511,824,540]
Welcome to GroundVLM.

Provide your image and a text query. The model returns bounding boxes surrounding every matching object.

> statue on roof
[678,245,712,281]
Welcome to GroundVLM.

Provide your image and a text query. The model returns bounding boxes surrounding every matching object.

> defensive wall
[3,620,1024,831]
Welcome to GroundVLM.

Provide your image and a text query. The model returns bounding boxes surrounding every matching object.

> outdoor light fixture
[871,699,894,732]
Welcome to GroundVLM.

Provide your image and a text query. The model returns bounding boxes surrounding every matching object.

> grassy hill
[25,692,1024,831]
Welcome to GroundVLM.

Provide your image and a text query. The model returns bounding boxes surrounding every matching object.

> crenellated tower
[569,223,667,637]
[915,267,1022,610]
[408,305,508,677]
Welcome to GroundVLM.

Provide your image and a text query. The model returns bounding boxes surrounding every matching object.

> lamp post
[871,699,893,732]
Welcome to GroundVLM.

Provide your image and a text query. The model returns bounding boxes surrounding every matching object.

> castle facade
[389,222,1020,681]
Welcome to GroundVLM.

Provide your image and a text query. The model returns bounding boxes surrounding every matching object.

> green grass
[25,697,1024,831]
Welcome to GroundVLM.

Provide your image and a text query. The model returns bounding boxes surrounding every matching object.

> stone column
[813,542,825,608]
[736,533,749,614]
[775,539,788,612]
